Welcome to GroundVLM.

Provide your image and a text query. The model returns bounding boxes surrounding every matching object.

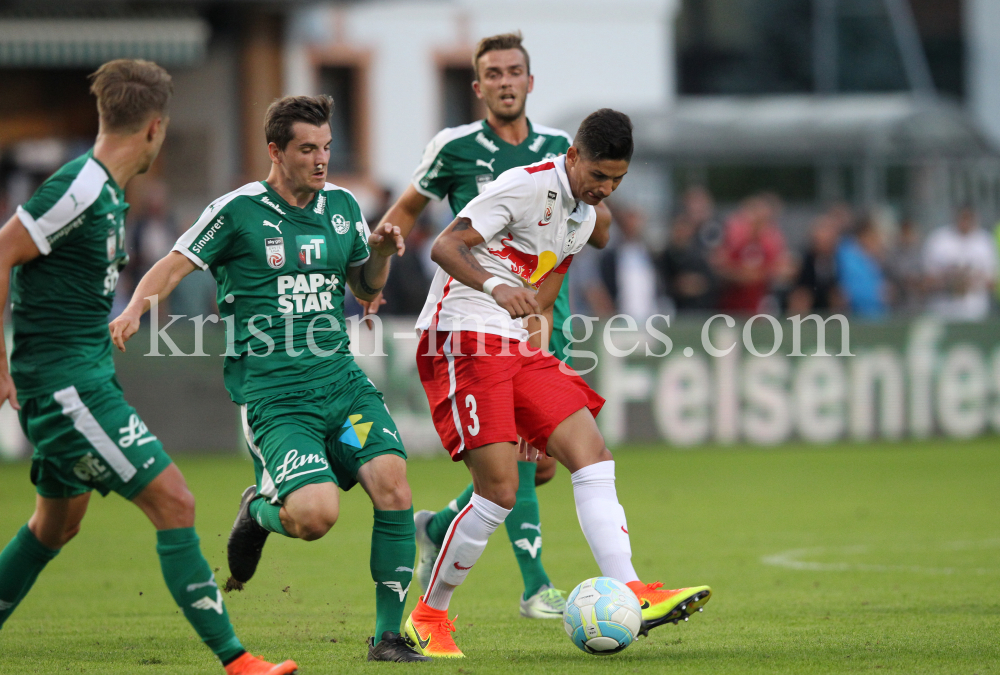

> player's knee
[478,484,517,510]
[535,461,557,486]
[380,481,411,511]
[167,485,197,522]
[294,504,338,541]
[60,522,83,546]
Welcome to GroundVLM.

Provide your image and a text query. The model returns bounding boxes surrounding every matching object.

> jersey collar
[88,149,122,193]
[260,180,321,214]
[479,118,535,150]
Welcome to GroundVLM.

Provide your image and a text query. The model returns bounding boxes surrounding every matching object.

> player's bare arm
[588,203,612,249]
[110,251,197,352]
[376,184,431,240]
[526,271,565,353]
[0,215,42,410]
[431,216,540,318]
[348,221,405,301]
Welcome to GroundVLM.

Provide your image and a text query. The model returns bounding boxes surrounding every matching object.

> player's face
[473,49,533,123]
[565,146,629,206]
[274,122,332,193]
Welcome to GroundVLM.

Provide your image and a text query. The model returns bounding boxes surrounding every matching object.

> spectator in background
[713,193,790,314]
[659,206,718,312]
[885,216,924,313]
[682,185,724,251]
[787,213,843,315]
[837,216,888,318]
[598,207,659,322]
[379,215,435,315]
[923,205,998,321]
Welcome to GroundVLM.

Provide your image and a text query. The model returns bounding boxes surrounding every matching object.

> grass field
[1,439,998,674]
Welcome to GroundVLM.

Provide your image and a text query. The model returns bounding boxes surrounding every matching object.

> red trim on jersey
[425,502,475,595]
[524,162,555,174]
[430,276,454,329]
[554,254,574,274]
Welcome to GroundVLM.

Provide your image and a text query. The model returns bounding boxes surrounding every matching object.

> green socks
[0,525,60,629]
[156,528,244,663]
[371,508,416,640]
[427,483,474,546]
[504,461,551,599]
[249,498,292,537]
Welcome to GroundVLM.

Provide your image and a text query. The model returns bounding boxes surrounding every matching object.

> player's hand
[0,370,20,411]
[518,437,546,462]
[359,292,387,317]
[369,222,405,258]
[491,284,540,319]
[109,311,142,353]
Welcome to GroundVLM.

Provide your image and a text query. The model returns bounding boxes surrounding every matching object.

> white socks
[424,492,511,610]
[571,460,639,584]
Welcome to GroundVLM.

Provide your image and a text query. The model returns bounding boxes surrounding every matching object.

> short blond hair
[89,59,173,133]
[472,31,530,81]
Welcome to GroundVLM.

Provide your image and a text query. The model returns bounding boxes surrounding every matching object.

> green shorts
[19,376,172,500]
[240,373,406,504]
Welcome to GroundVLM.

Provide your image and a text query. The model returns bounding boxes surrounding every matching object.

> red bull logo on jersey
[487,233,558,289]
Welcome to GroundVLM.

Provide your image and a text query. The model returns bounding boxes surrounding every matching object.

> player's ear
[566,146,578,167]
[472,79,484,100]
[267,141,282,165]
[145,116,163,143]
[527,73,534,94]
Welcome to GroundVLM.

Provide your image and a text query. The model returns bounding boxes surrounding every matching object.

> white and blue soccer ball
[563,577,642,655]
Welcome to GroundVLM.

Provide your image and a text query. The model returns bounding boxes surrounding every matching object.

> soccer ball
[563,577,642,655]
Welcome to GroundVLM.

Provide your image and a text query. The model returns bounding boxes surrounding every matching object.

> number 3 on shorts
[465,394,480,436]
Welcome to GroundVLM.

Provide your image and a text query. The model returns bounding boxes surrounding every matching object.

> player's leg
[406,442,517,658]
[0,492,89,628]
[545,407,712,633]
[227,395,334,590]
[322,374,427,662]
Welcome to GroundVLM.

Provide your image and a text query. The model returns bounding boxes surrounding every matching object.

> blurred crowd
[92,181,1000,324]
[568,187,1000,323]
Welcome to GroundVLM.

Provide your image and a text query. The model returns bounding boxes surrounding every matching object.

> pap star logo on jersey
[475,132,499,153]
[296,235,327,267]
[276,273,338,313]
[331,213,351,235]
[265,237,285,269]
[261,195,286,215]
[529,135,546,153]
[339,414,372,449]
[487,233,559,288]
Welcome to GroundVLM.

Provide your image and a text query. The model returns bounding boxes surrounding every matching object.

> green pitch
[1,439,998,674]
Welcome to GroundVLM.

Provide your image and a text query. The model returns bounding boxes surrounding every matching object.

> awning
[624,94,998,162]
[0,18,210,67]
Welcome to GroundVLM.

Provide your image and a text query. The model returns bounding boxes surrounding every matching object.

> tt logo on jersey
[277,273,339,313]
[273,449,330,485]
[263,219,283,235]
[475,158,496,172]
[296,235,326,267]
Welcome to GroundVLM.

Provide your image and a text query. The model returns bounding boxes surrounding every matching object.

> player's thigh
[417,331,520,459]
[27,492,92,549]
[545,408,613,473]
[325,376,407,494]
[512,353,605,456]
[463,441,520,509]
[131,463,196,530]
[241,394,336,506]
[20,378,172,502]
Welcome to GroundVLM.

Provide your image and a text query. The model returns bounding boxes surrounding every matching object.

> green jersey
[412,119,572,215]
[11,149,128,398]
[173,181,371,405]
[412,118,576,361]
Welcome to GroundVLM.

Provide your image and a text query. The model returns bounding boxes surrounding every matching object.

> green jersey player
[110,95,428,663]
[0,60,297,675]
[367,32,611,619]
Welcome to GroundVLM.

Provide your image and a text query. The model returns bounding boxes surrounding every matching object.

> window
[317,66,361,174]
[440,64,485,128]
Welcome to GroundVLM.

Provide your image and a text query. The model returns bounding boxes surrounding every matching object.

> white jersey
[416,155,596,342]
